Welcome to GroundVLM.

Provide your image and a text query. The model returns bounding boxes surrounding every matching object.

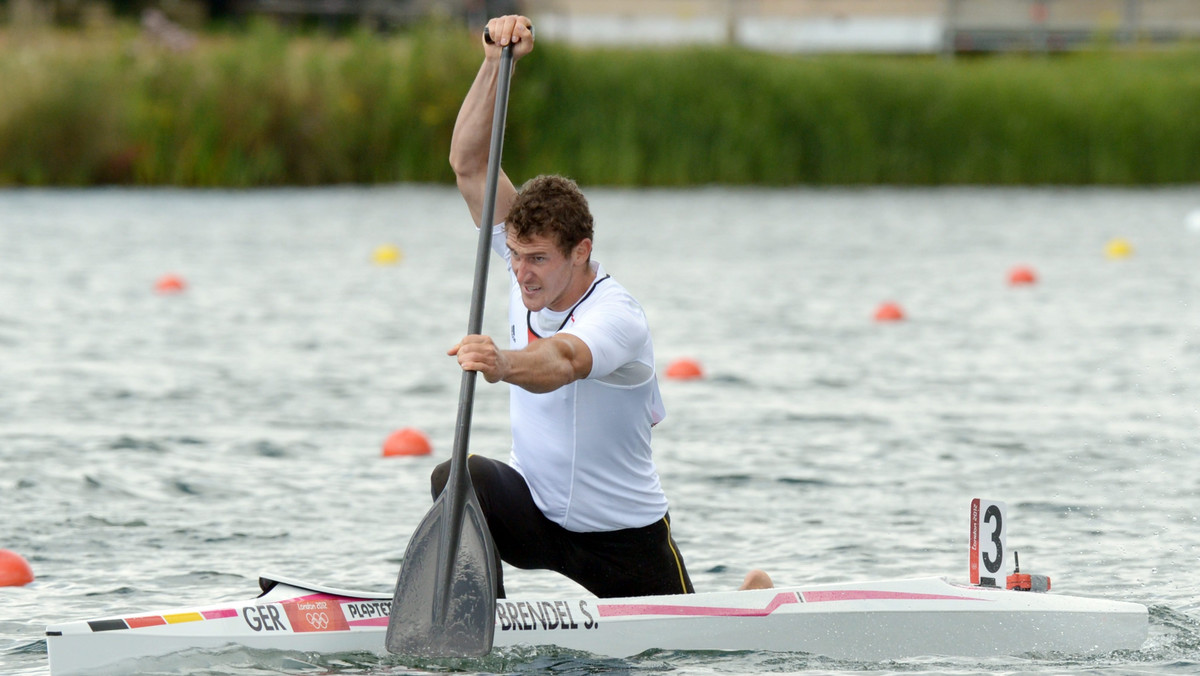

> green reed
[0,23,1197,186]
[0,21,475,186]
[511,45,1200,186]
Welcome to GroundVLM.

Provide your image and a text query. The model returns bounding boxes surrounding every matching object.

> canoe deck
[45,574,1148,675]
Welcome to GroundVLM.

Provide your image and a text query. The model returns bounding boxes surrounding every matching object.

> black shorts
[431,455,694,599]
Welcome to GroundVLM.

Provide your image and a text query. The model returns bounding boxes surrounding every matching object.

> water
[2,185,1198,675]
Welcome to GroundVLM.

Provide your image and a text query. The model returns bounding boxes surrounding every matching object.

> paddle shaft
[436,37,514,623]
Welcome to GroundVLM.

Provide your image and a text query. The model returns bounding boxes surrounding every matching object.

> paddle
[385,32,515,658]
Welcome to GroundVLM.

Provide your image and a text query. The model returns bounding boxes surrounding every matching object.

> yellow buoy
[371,244,402,265]
[1104,238,1133,259]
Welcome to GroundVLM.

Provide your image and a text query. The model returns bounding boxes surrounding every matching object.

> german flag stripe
[87,619,129,632]
[87,607,239,633]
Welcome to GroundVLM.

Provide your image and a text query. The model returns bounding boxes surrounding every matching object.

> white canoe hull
[45,575,1147,675]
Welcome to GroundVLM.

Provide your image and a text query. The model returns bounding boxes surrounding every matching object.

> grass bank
[1,24,1198,186]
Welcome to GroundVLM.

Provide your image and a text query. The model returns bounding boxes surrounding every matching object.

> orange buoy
[0,549,34,587]
[665,358,704,380]
[874,302,905,322]
[155,274,186,294]
[382,428,432,457]
[1008,266,1037,286]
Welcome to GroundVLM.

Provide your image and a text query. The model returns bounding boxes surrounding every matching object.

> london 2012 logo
[305,612,330,630]
[281,599,350,633]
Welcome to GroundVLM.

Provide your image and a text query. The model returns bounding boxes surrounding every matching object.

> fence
[521,0,1200,53]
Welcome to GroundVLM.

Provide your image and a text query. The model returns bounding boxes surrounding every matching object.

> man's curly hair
[506,175,594,256]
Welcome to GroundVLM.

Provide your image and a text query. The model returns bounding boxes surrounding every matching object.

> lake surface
[2,185,1199,675]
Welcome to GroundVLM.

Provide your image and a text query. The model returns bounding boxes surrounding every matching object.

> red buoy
[874,302,905,322]
[665,358,704,380]
[1008,266,1037,286]
[382,428,432,457]
[0,550,34,587]
[155,274,187,294]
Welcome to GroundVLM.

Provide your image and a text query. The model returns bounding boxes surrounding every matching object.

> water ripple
[3,186,1199,675]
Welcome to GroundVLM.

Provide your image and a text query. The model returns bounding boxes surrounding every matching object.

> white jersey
[491,224,669,532]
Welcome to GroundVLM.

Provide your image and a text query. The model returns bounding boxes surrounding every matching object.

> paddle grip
[483,24,534,45]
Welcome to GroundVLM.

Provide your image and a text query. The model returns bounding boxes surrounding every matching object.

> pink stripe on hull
[202,609,239,620]
[801,590,985,603]
[284,592,366,603]
[598,592,799,618]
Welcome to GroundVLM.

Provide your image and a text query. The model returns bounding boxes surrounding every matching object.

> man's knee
[430,460,451,500]
[430,456,495,501]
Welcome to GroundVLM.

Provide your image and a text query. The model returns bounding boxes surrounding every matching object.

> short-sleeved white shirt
[492,225,669,532]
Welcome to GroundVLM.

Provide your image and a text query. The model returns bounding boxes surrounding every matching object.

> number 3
[982,504,1003,574]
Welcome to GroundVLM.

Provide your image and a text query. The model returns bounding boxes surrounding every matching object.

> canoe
[45,573,1147,674]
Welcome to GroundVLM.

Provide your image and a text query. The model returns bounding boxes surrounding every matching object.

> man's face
[507,232,586,312]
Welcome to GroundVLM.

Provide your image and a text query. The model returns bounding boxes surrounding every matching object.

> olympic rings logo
[305,612,330,630]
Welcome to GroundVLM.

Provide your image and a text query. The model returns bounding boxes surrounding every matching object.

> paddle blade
[385,492,497,657]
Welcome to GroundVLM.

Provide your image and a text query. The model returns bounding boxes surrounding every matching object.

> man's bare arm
[448,16,534,227]
[449,333,592,394]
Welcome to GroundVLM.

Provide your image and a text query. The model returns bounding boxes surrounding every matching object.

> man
[431,14,694,600]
